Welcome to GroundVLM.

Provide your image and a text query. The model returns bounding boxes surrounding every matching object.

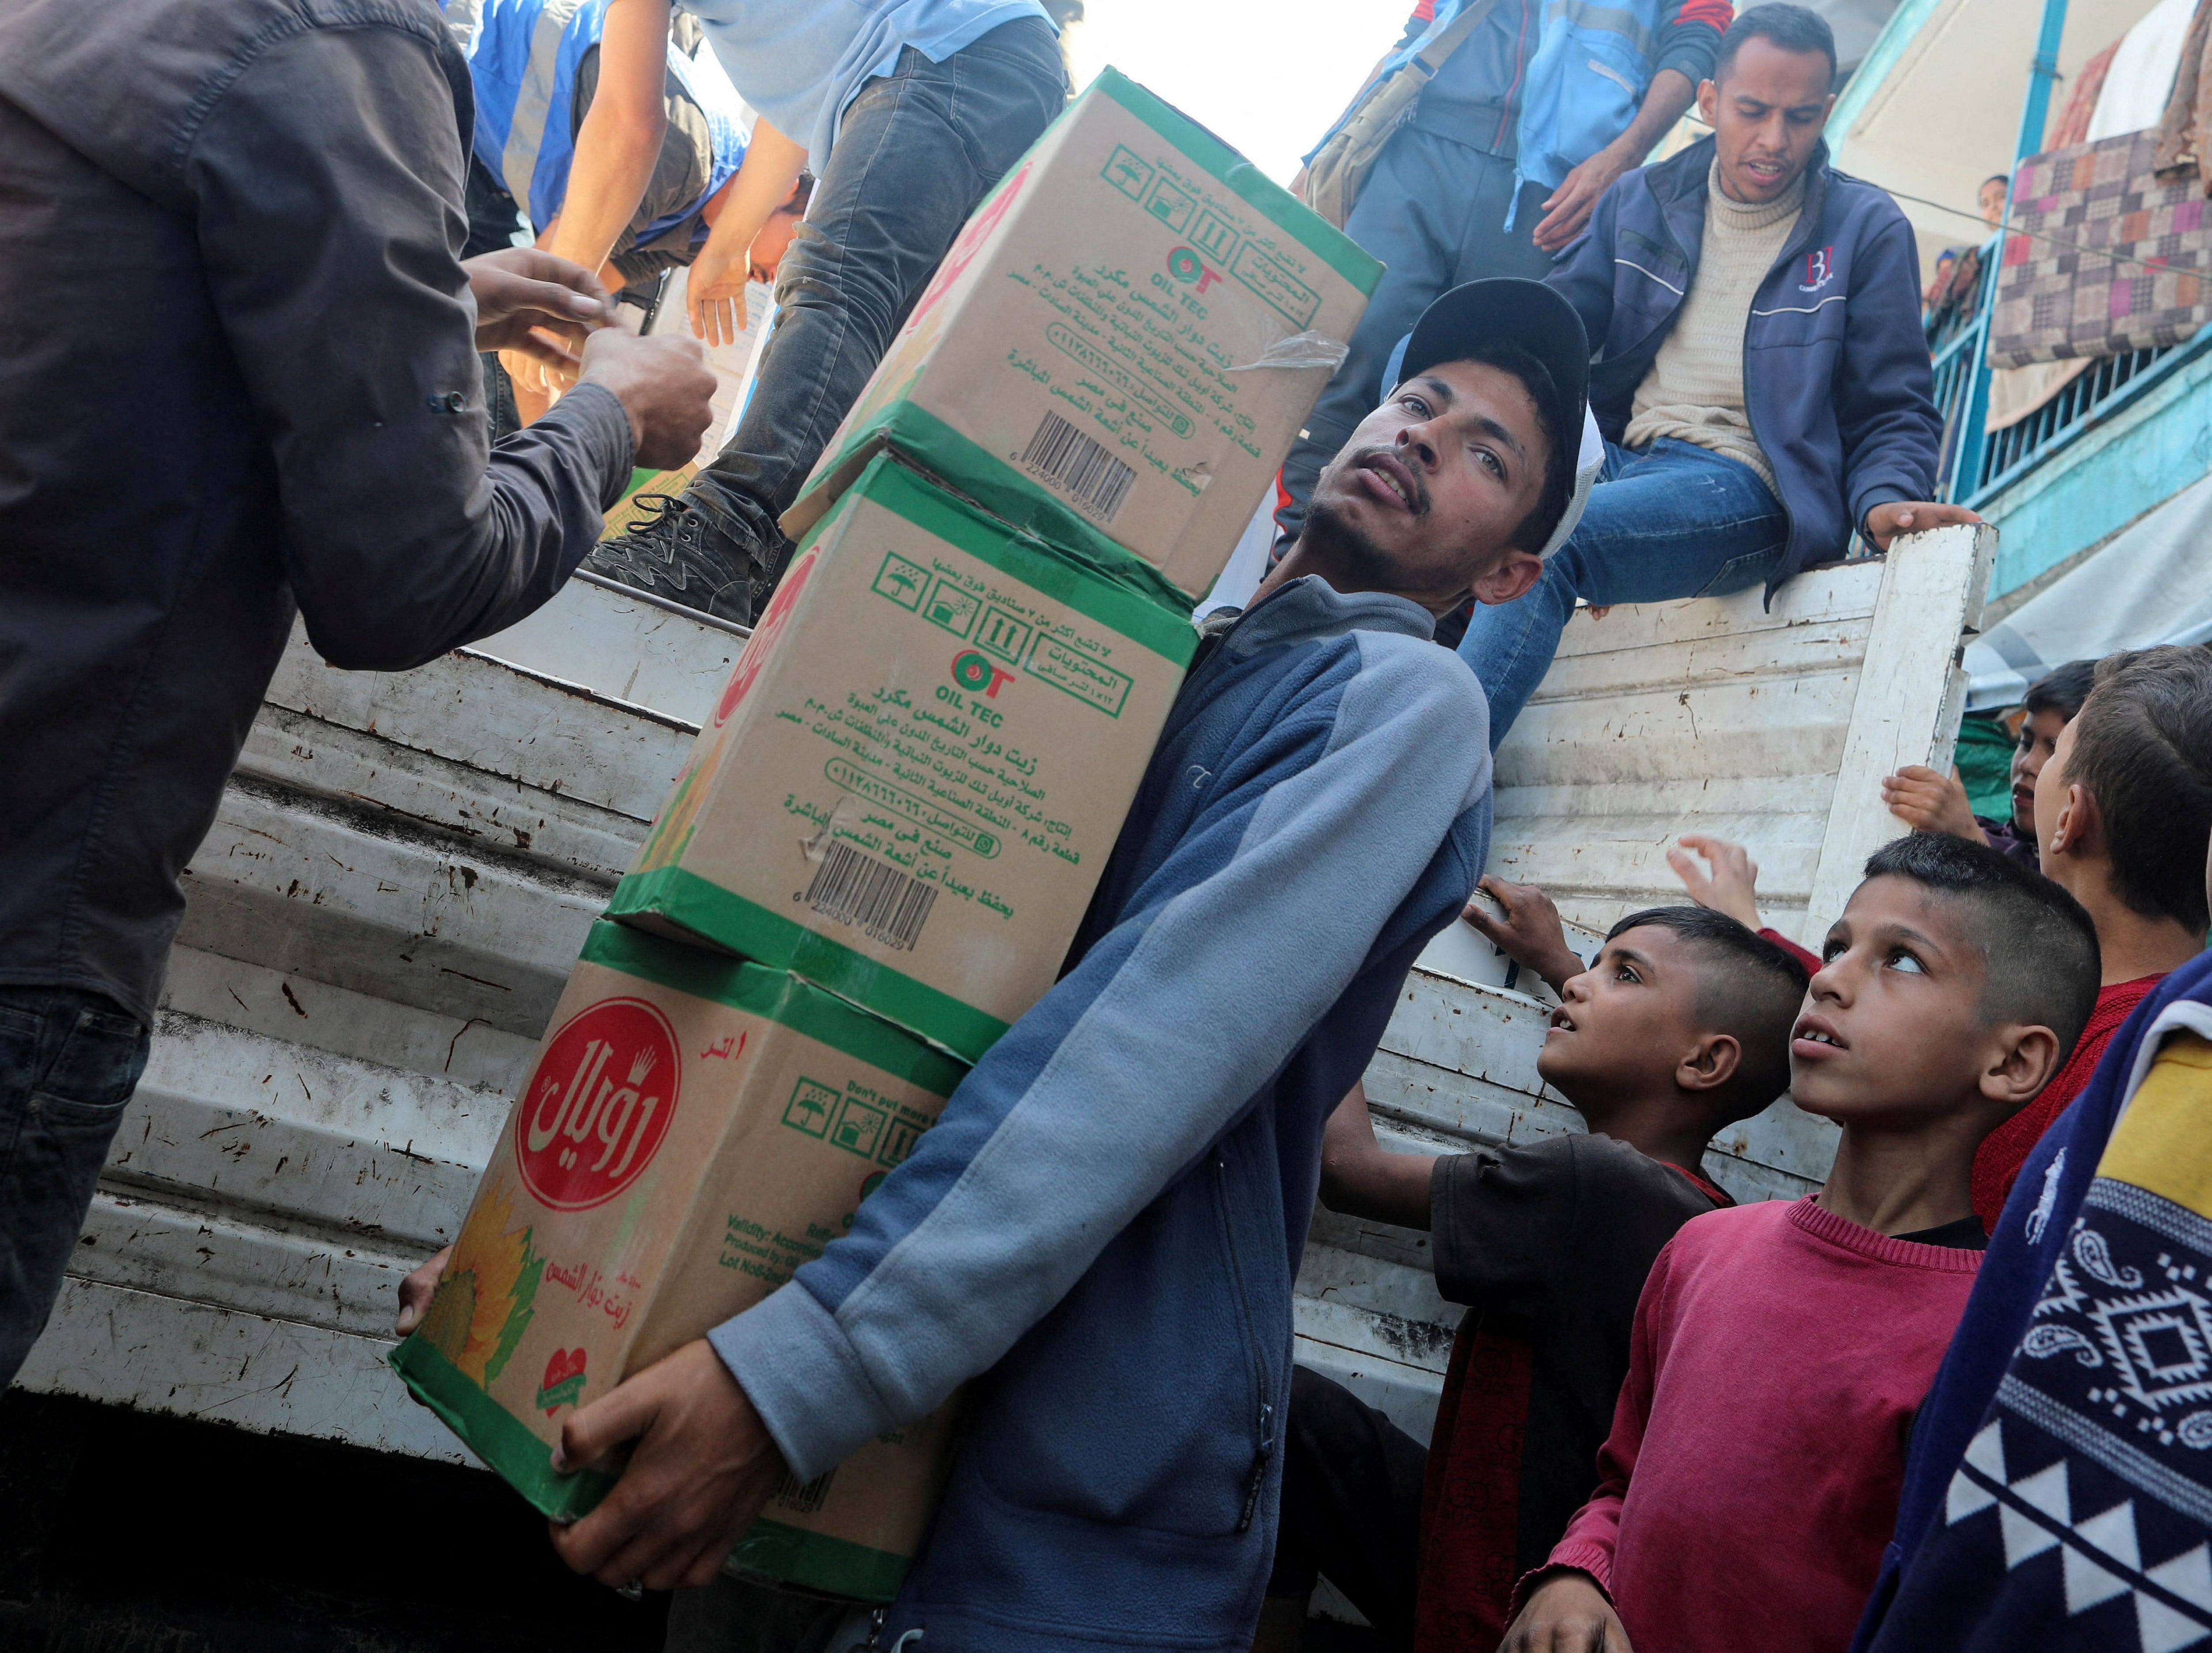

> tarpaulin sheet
[1965,472,2212,708]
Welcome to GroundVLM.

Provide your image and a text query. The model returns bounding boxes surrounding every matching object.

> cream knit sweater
[1624,161,1807,496]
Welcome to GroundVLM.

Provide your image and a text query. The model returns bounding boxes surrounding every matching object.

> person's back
[0,0,711,1384]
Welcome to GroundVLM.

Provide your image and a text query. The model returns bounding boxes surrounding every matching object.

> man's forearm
[1613,67,1695,164]
[695,119,806,273]
[544,0,669,275]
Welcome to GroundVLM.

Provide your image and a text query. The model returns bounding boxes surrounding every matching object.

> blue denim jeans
[0,986,149,1385]
[691,18,1067,578]
[1456,438,1790,747]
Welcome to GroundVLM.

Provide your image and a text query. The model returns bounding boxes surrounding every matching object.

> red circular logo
[714,549,818,727]
[515,998,680,1209]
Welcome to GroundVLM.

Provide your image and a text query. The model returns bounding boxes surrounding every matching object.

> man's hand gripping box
[782,67,1381,602]
[607,453,1194,1065]
[391,921,967,1602]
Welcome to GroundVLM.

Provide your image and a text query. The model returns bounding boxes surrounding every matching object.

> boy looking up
[1854,666,2212,1653]
[1503,833,2101,1653]
[1969,646,2212,1226]
[1262,889,1808,1648]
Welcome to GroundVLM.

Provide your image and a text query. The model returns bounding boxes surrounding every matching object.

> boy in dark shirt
[1261,893,1809,1649]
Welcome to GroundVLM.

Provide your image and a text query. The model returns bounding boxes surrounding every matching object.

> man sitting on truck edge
[1459,2,1980,746]
[396,277,1593,1647]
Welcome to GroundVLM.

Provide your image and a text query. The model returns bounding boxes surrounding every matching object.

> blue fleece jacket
[710,576,1494,1649]
[1854,950,2212,1652]
[1546,136,1942,591]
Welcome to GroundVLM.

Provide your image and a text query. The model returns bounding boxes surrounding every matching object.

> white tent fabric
[1965,471,2212,708]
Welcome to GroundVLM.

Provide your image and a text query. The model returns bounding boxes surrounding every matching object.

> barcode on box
[774,1465,835,1515]
[804,842,937,952]
[1020,412,1136,522]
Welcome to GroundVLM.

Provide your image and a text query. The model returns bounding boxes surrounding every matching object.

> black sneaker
[587,493,757,625]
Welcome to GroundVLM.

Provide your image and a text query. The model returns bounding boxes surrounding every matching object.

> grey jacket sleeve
[711,634,1493,1481]
[185,24,633,673]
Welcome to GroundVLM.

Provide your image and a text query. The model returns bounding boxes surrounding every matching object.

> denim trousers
[1456,437,1790,747]
[1274,126,1553,546]
[0,986,150,1386]
[691,18,1067,579]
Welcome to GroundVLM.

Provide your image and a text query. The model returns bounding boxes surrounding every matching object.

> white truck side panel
[19,530,1995,1484]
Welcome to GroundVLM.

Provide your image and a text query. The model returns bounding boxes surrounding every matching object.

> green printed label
[781,1077,839,1138]
[1025,634,1133,718]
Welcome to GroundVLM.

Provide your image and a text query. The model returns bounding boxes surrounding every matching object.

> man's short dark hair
[1605,905,1810,1124]
[2064,645,2212,934]
[1862,832,2101,1059]
[2024,659,2098,723]
[1716,3,1838,89]
[1449,338,1574,557]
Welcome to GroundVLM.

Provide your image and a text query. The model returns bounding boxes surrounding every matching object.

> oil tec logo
[516,997,679,1209]
[1167,246,1223,295]
[1800,246,1837,293]
[951,650,1016,697]
[714,548,817,727]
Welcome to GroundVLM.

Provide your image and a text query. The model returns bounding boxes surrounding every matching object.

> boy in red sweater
[1502,831,2103,1653]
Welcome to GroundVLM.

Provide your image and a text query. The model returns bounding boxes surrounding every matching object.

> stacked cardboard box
[394,69,1376,1603]
[390,922,968,1595]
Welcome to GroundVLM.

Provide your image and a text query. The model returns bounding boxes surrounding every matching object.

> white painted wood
[16,1276,466,1462]
[1803,524,1997,941]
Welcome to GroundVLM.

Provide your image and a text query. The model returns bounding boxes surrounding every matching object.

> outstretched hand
[547,1338,787,1591]
[1666,834,1763,931]
[465,247,615,374]
[1463,874,1585,995]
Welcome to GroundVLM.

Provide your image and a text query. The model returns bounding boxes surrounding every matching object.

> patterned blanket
[1988,130,2212,368]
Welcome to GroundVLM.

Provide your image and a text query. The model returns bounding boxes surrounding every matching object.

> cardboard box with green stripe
[781,67,1381,602]
[609,453,1194,1065]
[391,922,966,1602]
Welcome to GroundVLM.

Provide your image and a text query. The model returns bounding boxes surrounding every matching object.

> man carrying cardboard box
[401,277,1596,1647]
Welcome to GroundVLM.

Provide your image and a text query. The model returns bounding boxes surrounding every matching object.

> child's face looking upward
[1793,876,2012,1125]
[1538,925,1717,1111]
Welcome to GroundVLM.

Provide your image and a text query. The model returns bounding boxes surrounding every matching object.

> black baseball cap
[1394,277,1590,449]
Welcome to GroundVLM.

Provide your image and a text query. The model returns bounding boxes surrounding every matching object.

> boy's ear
[1675,1031,1742,1096]
[1980,1023,2064,1111]
[2047,781,2103,862]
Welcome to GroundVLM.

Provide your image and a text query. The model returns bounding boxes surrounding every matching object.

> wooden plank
[15,1276,467,1462]
[467,573,745,728]
[265,626,697,822]
[158,945,538,1096]
[238,708,651,884]
[177,783,605,1038]
[1802,523,1996,938]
